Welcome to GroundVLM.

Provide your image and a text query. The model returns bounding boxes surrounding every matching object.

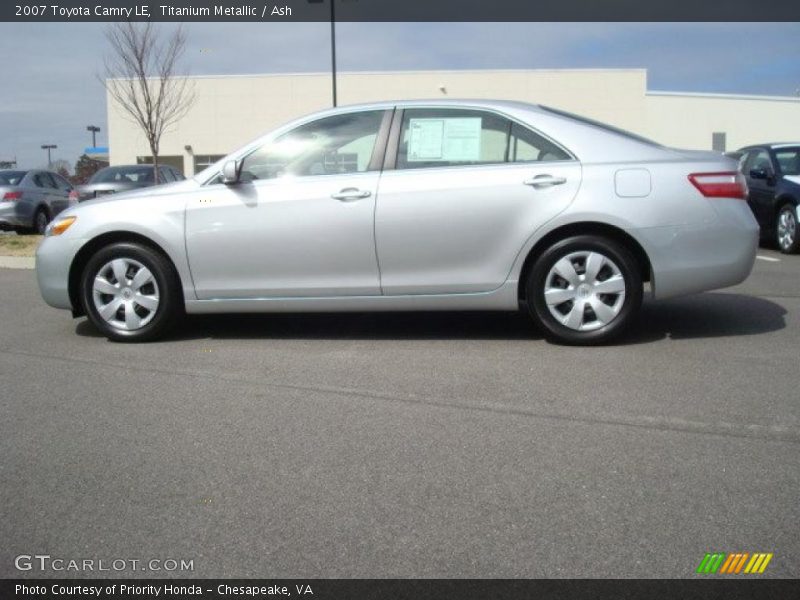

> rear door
[39,172,69,214]
[375,107,581,295]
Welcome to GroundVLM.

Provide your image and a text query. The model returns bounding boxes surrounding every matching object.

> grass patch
[0,234,43,257]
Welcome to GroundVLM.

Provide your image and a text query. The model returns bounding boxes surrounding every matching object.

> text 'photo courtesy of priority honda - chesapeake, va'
[1,1,799,599]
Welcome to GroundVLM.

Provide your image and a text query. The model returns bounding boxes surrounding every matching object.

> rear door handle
[523,175,567,188]
[331,188,372,202]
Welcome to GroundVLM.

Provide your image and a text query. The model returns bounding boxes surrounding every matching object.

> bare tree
[102,22,195,182]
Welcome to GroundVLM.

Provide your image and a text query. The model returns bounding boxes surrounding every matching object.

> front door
[186,109,390,300]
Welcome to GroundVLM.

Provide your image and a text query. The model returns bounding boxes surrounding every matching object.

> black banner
[2,0,800,22]
[3,579,800,600]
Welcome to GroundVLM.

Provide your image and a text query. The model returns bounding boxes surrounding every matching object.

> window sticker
[407,118,482,162]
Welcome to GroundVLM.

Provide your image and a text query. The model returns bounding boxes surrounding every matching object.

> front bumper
[35,235,86,310]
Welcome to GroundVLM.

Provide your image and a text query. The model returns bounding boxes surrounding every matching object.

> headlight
[45,216,77,237]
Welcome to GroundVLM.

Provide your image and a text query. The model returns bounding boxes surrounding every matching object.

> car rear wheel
[80,242,182,342]
[776,204,799,254]
[526,235,643,345]
[33,207,50,235]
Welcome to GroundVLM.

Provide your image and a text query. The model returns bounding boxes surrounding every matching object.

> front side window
[239,111,385,181]
[774,148,800,176]
[744,149,773,175]
[90,166,156,184]
[396,108,570,170]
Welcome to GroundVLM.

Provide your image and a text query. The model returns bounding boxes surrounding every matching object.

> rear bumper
[0,201,32,229]
[634,199,759,300]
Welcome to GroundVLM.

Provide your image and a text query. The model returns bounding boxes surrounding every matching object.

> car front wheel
[776,204,799,254]
[526,235,643,345]
[80,242,181,342]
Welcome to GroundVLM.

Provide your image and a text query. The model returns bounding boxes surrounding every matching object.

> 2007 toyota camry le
[35,100,759,345]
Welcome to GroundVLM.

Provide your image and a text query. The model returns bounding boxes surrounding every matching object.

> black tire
[33,207,50,235]
[80,242,182,342]
[526,235,643,345]
[776,204,799,254]
[13,226,36,235]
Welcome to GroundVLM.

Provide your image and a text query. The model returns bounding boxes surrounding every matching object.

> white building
[107,68,800,176]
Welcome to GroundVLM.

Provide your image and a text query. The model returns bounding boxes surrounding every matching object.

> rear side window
[159,167,175,183]
[396,108,570,170]
[52,174,73,191]
[33,173,58,189]
[509,122,571,163]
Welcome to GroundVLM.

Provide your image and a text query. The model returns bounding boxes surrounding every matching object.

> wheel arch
[517,221,652,302]
[68,231,184,317]
[775,194,799,214]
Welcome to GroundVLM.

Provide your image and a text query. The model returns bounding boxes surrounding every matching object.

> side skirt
[185,281,520,314]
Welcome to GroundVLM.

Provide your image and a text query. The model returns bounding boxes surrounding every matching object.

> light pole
[330,0,337,107]
[308,0,338,107]
[41,144,57,167]
[87,125,101,147]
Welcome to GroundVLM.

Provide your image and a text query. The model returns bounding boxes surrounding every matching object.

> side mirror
[221,160,241,184]
[749,167,769,180]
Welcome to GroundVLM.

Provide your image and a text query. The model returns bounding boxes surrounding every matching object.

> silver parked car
[36,100,759,344]
[77,164,186,201]
[0,169,76,234]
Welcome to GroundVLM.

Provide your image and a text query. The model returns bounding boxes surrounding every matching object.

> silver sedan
[36,100,759,344]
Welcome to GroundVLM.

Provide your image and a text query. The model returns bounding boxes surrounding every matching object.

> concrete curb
[0,256,35,269]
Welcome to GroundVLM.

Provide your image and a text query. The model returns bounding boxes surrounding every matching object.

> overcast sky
[1,22,799,169]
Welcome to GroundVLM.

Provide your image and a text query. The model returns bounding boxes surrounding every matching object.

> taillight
[2,191,22,201]
[688,172,747,200]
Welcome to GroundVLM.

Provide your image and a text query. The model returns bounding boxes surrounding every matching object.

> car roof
[311,98,546,115]
[740,143,800,151]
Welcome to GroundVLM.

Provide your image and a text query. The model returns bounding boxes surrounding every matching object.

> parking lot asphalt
[1,249,798,579]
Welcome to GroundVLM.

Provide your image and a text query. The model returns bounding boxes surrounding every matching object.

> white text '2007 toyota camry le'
[36,100,758,344]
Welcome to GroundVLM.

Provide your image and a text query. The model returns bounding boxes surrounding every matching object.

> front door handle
[331,188,371,202]
[523,175,567,188]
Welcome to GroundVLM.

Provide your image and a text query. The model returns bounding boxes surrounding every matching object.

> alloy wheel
[777,208,796,251]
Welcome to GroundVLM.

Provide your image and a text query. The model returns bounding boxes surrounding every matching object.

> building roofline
[648,90,800,103]
[125,67,648,82]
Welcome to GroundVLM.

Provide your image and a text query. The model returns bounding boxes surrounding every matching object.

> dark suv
[737,143,800,253]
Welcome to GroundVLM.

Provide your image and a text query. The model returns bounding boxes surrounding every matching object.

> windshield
[775,148,800,176]
[89,166,156,184]
[540,106,662,147]
[0,170,27,185]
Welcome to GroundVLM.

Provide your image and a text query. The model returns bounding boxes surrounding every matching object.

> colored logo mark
[696,552,773,574]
